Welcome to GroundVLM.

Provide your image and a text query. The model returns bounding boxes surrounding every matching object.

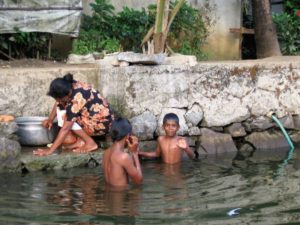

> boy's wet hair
[163,113,179,125]
[111,118,132,142]
[48,73,74,99]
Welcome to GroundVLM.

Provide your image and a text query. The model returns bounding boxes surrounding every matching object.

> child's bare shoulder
[157,136,164,141]
[157,136,167,143]
[116,151,131,163]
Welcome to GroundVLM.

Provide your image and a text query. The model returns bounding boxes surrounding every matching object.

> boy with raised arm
[138,113,198,164]
[102,118,143,187]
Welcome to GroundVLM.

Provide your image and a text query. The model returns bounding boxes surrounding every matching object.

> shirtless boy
[138,113,197,164]
[102,118,143,187]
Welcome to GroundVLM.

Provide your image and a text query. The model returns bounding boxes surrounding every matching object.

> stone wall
[1,57,300,157]
[99,56,300,154]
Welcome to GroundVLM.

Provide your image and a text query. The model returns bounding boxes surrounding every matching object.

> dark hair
[111,118,132,142]
[47,73,74,99]
[163,113,179,125]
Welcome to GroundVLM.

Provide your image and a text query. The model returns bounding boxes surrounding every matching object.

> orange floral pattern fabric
[58,80,114,136]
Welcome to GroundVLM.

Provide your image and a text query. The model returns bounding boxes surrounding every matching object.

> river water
[0,148,300,225]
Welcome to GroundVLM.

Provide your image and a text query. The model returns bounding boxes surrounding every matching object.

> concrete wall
[0,66,98,117]
[81,0,241,60]
[1,57,299,121]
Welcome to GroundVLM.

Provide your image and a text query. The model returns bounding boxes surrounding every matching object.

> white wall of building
[190,0,242,60]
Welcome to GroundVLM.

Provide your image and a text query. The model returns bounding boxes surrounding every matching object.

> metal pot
[16,116,59,146]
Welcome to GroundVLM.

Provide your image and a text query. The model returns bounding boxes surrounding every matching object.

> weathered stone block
[185,104,203,126]
[279,114,295,129]
[225,123,247,137]
[245,131,290,150]
[200,97,250,127]
[250,90,280,116]
[20,150,103,172]
[0,137,21,171]
[290,131,300,144]
[117,52,165,65]
[198,128,238,154]
[130,111,157,140]
[188,127,201,136]
[163,54,197,66]
[293,115,300,130]
[250,116,274,131]
[67,54,96,64]
[0,121,18,138]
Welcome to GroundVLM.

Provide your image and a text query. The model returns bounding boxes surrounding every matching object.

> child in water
[138,113,198,164]
[102,118,143,187]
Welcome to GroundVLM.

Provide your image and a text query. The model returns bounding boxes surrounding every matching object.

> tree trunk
[252,0,281,58]
[154,0,169,53]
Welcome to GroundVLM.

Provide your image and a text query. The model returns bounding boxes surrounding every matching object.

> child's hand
[127,135,139,154]
[42,119,53,130]
[177,138,188,150]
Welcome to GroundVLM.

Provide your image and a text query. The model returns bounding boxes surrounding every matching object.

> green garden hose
[270,114,295,177]
[271,115,295,150]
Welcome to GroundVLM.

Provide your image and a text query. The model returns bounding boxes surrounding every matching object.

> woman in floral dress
[33,73,114,156]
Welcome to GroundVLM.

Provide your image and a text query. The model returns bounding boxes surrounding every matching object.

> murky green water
[1,148,300,225]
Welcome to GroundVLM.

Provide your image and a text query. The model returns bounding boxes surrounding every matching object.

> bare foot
[72,143,98,153]
[62,139,85,150]
[62,132,77,145]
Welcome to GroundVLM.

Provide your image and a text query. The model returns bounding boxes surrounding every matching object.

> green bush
[114,7,150,52]
[100,38,120,53]
[146,1,209,60]
[283,0,300,14]
[273,13,300,55]
[72,30,100,55]
[82,0,115,39]
[72,0,210,60]
[0,28,50,59]
[73,1,150,54]
[168,1,209,60]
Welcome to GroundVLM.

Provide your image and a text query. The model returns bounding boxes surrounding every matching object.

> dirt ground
[0,58,69,68]
[0,56,299,68]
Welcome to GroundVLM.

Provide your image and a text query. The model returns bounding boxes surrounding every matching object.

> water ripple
[0,150,300,224]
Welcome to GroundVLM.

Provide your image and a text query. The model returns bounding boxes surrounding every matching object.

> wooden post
[229,27,255,59]
[8,43,11,58]
[48,35,52,59]
[0,49,14,60]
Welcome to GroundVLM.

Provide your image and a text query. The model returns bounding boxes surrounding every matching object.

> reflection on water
[1,148,300,224]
